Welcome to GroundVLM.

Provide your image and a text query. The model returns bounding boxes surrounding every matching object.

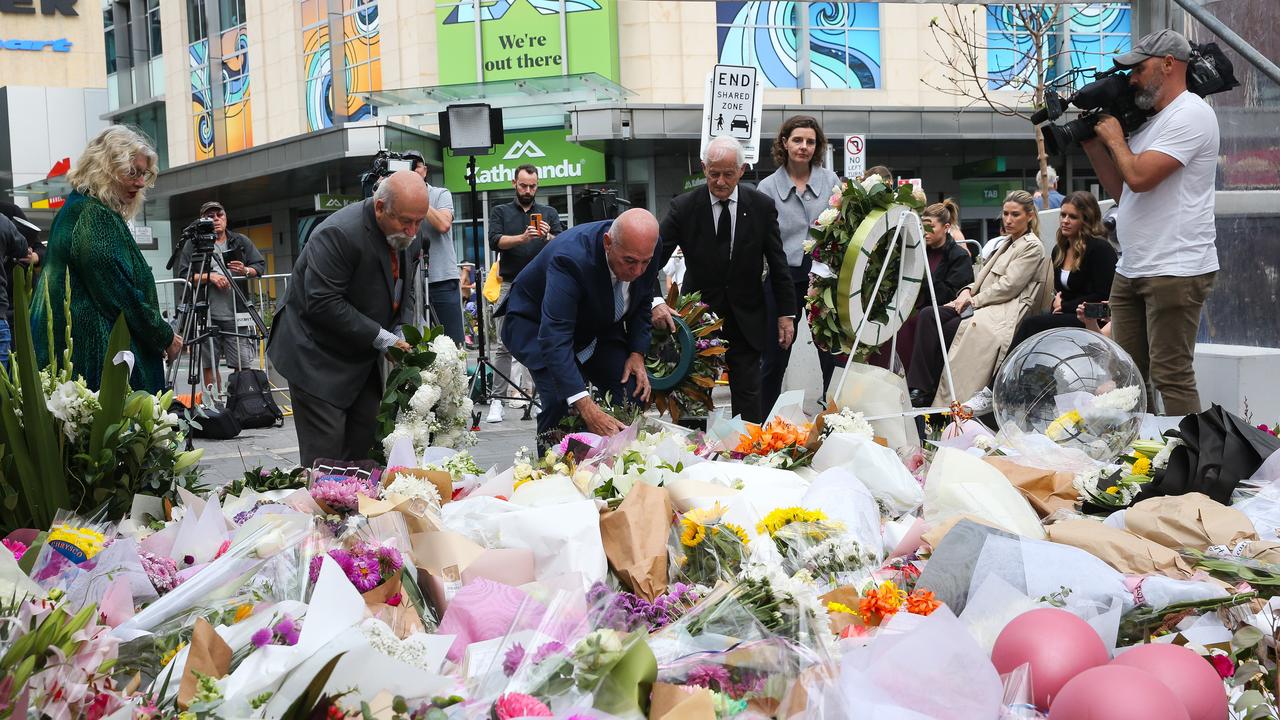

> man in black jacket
[652,137,795,423]
[177,201,268,387]
[1,200,40,326]
[0,211,30,370]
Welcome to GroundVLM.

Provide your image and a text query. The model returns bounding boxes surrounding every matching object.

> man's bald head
[373,170,430,249]
[603,208,659,282]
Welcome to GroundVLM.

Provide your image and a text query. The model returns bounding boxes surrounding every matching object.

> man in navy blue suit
[498,208,660,439]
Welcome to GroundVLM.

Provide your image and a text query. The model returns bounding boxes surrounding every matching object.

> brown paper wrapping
[600,483,672,601]
[1046,520,1195,578]
[820,586,864,635]
[382,467,454,506]
[363,575,426,638]
[804,402,839,451]
[984,457,1078,518]
[177,618,232,709]
[648,683,716,720]
[1125,492,1258,551]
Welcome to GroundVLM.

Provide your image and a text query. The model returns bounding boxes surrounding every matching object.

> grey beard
[1134,80,1160,110]
[386,233,413,251]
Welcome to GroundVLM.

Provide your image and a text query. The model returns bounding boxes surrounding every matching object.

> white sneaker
[963,387,994,416]
[485,402,505,423]
[506,399,528,409]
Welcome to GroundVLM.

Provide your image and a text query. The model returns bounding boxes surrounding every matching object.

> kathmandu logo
[504,140,547,160]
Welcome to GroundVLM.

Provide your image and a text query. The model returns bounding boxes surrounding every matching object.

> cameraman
[407,153,465,345]
[1083,29,1219,416]
[176,201,266,388]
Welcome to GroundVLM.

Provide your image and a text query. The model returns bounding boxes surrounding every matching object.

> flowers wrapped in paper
[812,432,922,517]
[670,502,750,587]
[923,448,1045,539]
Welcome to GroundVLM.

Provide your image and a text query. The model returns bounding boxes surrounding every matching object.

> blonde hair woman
[31,125,181,391]
[907,190,1053,408]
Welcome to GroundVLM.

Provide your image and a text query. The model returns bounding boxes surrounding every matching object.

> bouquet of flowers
[672,504,750,586]
[686,562,830,646]
[756,506,845,568]
[790,534,879,590]
[376,325,476,462]
[733,418,814,468]
[590,581,706,633]
[310,473,381,514]
[590,428,696,504]
[1072,448,1156,510]
[827,578,940,633]
[818,407,875,440]
[647,290,728,422]
[308,540,405,594]
[805,176,923,360]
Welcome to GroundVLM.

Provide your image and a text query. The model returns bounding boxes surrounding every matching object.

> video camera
[574,187,632,224]
[165,217,218,271]
[360,150,424,198]
[1032,41,1239,156]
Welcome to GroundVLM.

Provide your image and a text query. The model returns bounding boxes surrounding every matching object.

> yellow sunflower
[680,518,707,547]
[1130,453,1152,477]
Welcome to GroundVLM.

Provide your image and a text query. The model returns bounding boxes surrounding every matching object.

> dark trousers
[724,312,764,423]
[292,365,382,467]
[531,334,638,438]
[818,347,846,401]
[1009,312,1086,353]
[906,305,963,402]
[429,279,465,345]
[760,269,809,416]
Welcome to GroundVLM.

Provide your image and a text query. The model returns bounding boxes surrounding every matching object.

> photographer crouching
[176,201,266,389]
[1082,30,1219,416]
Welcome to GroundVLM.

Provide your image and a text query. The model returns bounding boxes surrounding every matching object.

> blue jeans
[0,318,11,373]
[429,279,465,345]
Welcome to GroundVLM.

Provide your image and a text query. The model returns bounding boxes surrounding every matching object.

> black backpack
[188,405,242,440]
[226,369,284,429]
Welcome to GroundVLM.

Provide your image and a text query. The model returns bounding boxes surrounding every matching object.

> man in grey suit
[268,171,428,465]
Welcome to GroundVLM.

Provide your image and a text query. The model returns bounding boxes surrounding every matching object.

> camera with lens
[181,217,217,255]
[1032,41,1238,156]
[360,150,424,197]
[574,187,632,223]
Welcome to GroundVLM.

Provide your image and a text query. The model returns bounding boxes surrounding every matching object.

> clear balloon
[994,328,1146,462]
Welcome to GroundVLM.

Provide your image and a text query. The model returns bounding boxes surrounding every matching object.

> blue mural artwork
[987,3,1132,91]
[442,0,600,24]
[716,2,881,90]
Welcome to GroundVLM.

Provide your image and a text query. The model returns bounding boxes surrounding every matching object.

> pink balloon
[1111,643,1228,720]
[991,608,1109,709]
[1050,665,1191,720]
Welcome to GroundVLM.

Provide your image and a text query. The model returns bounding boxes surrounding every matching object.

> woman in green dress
[31,125,182,392]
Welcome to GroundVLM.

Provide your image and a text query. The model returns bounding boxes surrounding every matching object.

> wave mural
[189,39,214,160]
[302,0,381,131]
[716,1,881,90]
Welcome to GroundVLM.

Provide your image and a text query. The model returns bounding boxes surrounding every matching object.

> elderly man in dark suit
[652,136,796,423]
[499,208,659,440]
[268,171,427,465]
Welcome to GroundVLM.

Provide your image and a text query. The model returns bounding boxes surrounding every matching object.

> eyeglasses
[123,165,157,182]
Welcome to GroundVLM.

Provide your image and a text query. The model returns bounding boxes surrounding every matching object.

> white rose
[860,175,882,192]
[815,207,839,230]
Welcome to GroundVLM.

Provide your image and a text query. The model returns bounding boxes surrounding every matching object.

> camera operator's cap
[1113,29,1191,67]
[199,200,225,216]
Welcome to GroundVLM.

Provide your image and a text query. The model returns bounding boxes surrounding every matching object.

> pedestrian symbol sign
[702,64,764,164]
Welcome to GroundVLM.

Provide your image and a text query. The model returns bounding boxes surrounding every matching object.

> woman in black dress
[1009,190,1118,349]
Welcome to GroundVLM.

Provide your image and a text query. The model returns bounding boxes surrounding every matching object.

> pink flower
[1209,653,1235,678]
[2,538,28,560]
[493,692,552,720]
[386,593,402,607]
[685,664,731,691]
[829,192,841,208]
[1258,424,1278,437]
[502,644,526,676]
[251,627,273,648]
[349,556,381,592]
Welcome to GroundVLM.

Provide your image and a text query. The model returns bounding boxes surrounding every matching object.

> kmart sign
[442,129,605,193]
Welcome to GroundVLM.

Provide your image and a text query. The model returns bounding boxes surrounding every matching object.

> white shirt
[1115,91,1220,278]
[709,186,739,256]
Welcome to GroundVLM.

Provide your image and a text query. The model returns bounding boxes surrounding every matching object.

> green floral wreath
[806,178,925,362]
[646,290,728,422]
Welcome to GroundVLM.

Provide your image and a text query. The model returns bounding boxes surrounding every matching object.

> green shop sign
[958,180,1026,208]
[435,0,619,84]
[441,129,606,193]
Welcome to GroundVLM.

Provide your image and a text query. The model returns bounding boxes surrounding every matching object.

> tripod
[167,242,268,445]
[463,155,539,423]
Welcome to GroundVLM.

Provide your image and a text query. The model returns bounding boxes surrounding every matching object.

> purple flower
[140,551,181,594]
[375,544,404,575]
[531,641,567,665]
[251,627,273,649]
[308,555,323,584]
[349,555,381,592]
[685,664,731,692]
[502,643,526,676]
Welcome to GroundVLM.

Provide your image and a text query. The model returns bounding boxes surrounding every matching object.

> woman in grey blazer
[756,115,842,412]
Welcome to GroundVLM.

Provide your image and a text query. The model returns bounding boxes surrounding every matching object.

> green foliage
[372,324,443,463]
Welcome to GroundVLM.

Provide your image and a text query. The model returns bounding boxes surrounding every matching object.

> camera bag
[188,405,242,440]
[226,368,284,429]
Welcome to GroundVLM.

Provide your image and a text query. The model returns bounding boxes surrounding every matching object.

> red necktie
[389,248,401,313]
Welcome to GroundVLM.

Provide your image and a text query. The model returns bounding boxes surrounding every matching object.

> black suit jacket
[1055,235,1118,315]
[267,200,418,407]
[498,219,658,401]
[658,186,795,351]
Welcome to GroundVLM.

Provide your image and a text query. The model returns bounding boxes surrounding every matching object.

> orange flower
[906,589,941,616]
[858,580,906,623]
[734,418,811,455]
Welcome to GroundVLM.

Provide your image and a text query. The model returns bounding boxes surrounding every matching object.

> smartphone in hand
[1083,302,1111,319]
[959,304,975,320]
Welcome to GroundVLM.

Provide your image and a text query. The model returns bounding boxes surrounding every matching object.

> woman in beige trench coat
[907,190,1054,407]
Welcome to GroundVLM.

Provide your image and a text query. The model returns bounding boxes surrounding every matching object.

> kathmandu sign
[442,129,605,193]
